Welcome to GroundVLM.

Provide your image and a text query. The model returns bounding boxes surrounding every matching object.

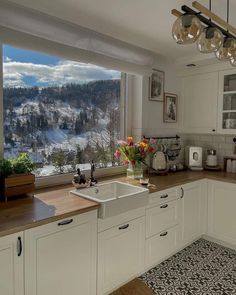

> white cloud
[3,59,120,88]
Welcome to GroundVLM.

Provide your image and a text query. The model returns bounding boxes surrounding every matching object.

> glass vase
[126,162,143,179]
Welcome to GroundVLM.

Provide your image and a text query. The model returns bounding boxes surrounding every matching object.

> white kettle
[152,151,167,171]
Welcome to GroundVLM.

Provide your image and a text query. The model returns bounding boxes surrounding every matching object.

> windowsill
[35,165,127,189]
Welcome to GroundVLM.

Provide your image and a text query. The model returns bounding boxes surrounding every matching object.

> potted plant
[0,153,35,202]
[114,137,155,179]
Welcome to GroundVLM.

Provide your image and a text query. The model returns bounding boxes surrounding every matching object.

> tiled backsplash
[180,134,236,168]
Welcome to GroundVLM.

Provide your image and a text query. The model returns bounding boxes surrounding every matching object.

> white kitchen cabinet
[208,180,236,246]
[24,210,97,295]
[181,72,218,134]
[217,69,236,134]
[179,181,204,246]
[0,232,24,295]
[97,216,145,295]
[145,225,180,270]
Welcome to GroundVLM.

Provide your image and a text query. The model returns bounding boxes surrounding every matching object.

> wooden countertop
[1,170,236,237]
[0,185,99,237]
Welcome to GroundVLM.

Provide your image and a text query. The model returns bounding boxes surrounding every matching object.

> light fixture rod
[181,5,236,39]
[171,9,182,18]
[192,1,236,35]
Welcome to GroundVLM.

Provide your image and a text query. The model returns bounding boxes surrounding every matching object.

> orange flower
[139,141,148,149]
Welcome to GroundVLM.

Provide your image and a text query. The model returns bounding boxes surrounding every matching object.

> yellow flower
[139,141,148,149]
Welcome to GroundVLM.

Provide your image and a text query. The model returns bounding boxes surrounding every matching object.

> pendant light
[172,14,202,44]
[230,56,236,66]
[196,1,223,53]
[215,0,236,61]
[215,37,236,60]
[197,26,224,53]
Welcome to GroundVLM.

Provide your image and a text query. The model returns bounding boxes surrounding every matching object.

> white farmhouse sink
[70,181,149,219]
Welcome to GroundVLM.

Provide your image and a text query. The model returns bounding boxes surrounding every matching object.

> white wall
[131,58,181,139]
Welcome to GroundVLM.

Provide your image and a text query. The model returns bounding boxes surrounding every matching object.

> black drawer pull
[58,219,73,226]
[160,231,168,237]
[118,224,129,230]
[17,237,22,257]
[160,204,168,209]
[160,194,168,199]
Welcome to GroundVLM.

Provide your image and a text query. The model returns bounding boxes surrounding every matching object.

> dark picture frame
[149,69,165,101]
[163,93,178,123]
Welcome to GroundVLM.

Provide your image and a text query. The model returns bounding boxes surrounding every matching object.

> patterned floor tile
[140,239,236,295]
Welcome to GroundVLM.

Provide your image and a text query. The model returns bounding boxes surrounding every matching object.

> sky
[3,45,120,88]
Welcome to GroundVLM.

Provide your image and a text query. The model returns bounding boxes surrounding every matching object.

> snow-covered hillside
[4,80,121,176]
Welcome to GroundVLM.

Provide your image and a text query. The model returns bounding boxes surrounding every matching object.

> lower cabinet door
[208,180,236,246]
[180,181,202,245]
[97,216,145,295]
[24,211,97,295]
[0,232,24,295]
[145,226,179,270]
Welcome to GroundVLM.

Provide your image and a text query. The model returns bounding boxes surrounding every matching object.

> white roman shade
[0,0,158,75]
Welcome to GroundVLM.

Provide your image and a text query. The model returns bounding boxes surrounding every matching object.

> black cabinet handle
[58,219,73,226]
[212,129,216,132]
[160,204,168,209]
[160,231,168,237]
[160,194,168,199]
[180,187,184,199]
[118,224,129,230]
[17,237,22,257]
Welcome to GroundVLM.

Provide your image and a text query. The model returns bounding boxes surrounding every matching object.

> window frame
[0,43,129,188]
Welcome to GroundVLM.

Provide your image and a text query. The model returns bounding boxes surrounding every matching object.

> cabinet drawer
[145,226,179,269]
[146,200,178,238]
[148,188,178,206]
[97,217,145,295]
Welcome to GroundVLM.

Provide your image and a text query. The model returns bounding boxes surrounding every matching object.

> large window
[3,45,123,177]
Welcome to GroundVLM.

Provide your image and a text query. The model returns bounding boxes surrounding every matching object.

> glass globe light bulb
[172,14,202,45]
[230,56,236,67]
[197,27,224,53]
[215,38,236,61]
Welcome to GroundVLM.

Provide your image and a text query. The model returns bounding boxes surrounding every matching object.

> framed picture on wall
[163,93,177,123]
[149,69,165,101]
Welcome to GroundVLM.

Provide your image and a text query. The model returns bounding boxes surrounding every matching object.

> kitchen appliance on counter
[152,151,167,171]
[205,149,221,171]
[206,149,217,167]
[185,146,203,171]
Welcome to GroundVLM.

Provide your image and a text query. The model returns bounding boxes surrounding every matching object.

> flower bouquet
[114,137,155,179]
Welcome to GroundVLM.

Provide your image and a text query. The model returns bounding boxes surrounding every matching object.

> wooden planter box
[3,173,35,202]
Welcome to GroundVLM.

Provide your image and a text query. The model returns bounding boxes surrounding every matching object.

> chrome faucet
[90,160,97,186]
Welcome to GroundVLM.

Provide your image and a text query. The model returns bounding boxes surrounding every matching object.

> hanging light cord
[227,0,229,31]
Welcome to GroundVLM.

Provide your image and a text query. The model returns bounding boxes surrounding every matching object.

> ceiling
[8,0,236,62]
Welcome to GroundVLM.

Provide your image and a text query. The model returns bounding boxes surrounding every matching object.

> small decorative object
[163,93,178,123]
[149,69,165,102]
[72,168,90,189]
[0,153,35,202]
[139,177,149,185]
[114,137,154,179]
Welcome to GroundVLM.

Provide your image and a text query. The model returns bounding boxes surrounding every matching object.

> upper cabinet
[217,69,236,134]
[181,72,218,134]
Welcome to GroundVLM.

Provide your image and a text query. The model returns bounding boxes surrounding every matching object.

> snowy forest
[4,79,121,176]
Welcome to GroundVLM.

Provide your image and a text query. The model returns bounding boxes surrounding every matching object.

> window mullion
[0,44,3,158]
